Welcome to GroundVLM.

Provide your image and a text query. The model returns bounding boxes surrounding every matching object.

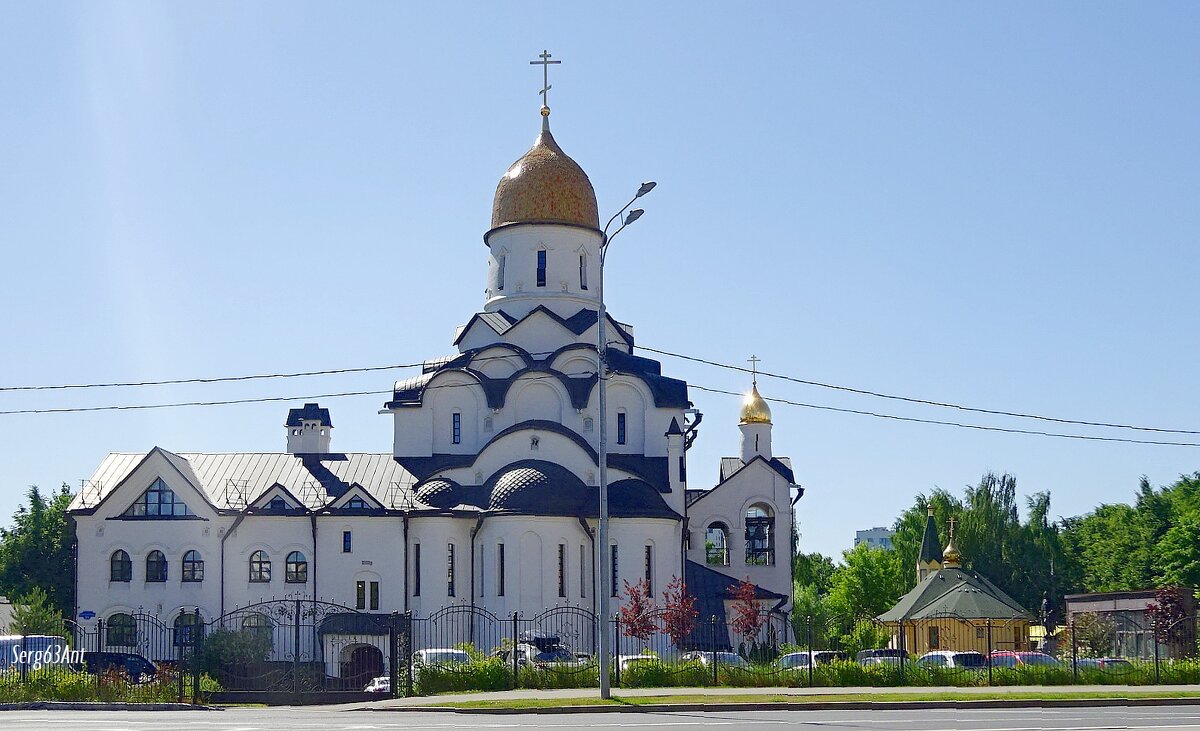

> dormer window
[536,249,547,287]
[124,478,194,518]
[345,496,368,510]
[268,497,287,511]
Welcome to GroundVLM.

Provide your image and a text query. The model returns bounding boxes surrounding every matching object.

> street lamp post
[597,181,655,699]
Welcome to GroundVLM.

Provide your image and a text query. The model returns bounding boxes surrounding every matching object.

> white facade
[69,105,802,664]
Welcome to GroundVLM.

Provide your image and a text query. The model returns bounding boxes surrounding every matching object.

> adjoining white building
[68,92,802,665]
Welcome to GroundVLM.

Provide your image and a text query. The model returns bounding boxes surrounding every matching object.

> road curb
[0,701,218,711]
[362,696,1200,714]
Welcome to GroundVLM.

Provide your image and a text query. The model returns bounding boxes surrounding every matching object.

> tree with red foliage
[619,578,657,647]
[1147,585,1197,658]
[659,576,698,649]
[728,577,764,644]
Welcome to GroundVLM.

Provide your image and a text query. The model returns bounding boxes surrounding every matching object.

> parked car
[916,651,988,669]
[617,654,661,672]
[362,675,390,693]
[1075,657,1134,670]
[494,632,587,668]
[412,648,470,667]
[857,648,905,666]
[81,651,157,682]
[775,651,849,670]
[989,651,1062,668]
[680,651,750,668]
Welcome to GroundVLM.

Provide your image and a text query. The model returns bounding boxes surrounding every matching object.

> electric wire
[638,345,1200,436]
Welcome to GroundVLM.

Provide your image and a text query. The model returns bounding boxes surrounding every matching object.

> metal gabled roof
[72,452,416,512]
[877,566,1031,622]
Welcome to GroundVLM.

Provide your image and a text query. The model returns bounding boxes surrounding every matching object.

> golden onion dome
[739,384,773,425]
[942,518,962,568]
[490,109,600,233]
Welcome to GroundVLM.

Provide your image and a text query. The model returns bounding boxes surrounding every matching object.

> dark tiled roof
[487,460,589,514]
[682,561,787,651]
[606,454,669,493]
[285,403,332,427]
[394,454,476,481]
[414,478,462,510]
[317,612,390,636]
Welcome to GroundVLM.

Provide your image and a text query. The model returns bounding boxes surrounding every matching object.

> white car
[917,650,988,669]
[412,648,470,666]
[680,651,750,668]
[616,654,661,672]
[362,675,390,693]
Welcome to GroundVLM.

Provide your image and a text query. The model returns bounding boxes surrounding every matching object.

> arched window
[249,550,272,582]
[616,409,627,445]
[106,613,137,647]
[241,612,274,643]
[705,523,730,566]
[110,550,132,582]
[182,550,204,582]
[286,551,308,583]
[173,613,198,647]
[745,503,775,566]
[145,550,167,582]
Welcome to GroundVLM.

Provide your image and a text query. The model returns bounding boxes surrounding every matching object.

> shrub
[414,658,510,696]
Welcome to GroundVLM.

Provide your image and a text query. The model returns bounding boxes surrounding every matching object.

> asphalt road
[7,706,1200,731]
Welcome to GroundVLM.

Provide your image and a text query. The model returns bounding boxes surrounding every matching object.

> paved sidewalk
[347,683,1200,710]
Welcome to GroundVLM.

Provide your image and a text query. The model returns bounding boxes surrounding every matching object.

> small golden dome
[490,124,599,233]
[942,517,962,568]
[740,384,772,425]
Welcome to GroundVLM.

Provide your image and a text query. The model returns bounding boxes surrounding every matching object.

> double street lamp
[596,180,655,699]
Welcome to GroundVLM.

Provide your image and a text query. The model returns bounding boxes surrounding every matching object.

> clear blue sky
[1,2,1197,561]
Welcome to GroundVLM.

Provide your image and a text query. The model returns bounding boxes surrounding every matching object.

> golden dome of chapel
[490,107,600,232]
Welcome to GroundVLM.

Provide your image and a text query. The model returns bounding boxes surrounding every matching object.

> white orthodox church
[68,84,802,653]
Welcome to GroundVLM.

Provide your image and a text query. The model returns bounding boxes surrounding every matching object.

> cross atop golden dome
[488,51,600,235]
[942,517,962,568]
[739,355,773,425]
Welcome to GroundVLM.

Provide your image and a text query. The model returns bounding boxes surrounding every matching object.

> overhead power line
[638,345,1200,436]
[2,369,1197,448]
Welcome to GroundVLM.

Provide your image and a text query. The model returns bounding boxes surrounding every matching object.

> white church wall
[511,376,566,424]
[222,515,315,611]
[468,348,525,380]
[314,515,405,611]
[407,516,473,616]
[427,372,485,454]
[392,406,434,458]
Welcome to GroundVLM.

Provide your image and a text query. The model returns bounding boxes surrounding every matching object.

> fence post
[404,611,414,697]
[95,619,104,695]
[1071,620,1078,683]
[1153,620,1161,684]
[806,615,813,688]
[293,599,302,697]
[176,609,186,702]
[986,619,993,687]
[511,612,519,690]
[898,619,906,683]
[192,608,202,703]
[613,614,621,688]
[389,612,399,699]
[711,616,719,686]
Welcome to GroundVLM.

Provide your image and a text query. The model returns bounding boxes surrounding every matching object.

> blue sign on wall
[78,610,96,620]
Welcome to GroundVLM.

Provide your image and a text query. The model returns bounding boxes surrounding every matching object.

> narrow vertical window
[497,543,505,597]
[370,581,380,610]
[536,249,547,287]
[646,544,656,587]
[480,545,485,596]
[610,545,619,598]
[557,544,566,598]
[413,543,421,597]
[342,530,352,553]
[579,254,588,290]
[679,456,687,483]
[616,411,627,445]
[496,253,506,291]
[580,544,586,598]
[452,412,462,445]
[447,543,456,597]
[356,580,366,610]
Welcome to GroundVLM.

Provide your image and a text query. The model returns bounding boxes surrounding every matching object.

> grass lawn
[422,689,1200,710]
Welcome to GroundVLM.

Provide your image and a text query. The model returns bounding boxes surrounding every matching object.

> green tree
[824,543,907,620]
[792,551,836,595]
[8,587,66,636]
[0,485,75,618]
